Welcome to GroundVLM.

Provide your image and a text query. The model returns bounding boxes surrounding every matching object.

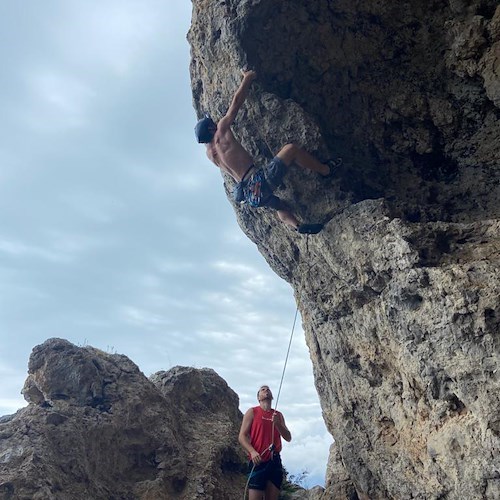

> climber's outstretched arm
[218,69,257,133]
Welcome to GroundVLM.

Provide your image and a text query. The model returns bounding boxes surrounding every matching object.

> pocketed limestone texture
[188,1,500,498]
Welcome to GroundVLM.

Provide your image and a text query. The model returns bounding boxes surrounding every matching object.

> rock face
[0,339,246,500]
[188,1,500,499]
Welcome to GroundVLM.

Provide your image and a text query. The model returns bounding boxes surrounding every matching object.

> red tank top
[249,406,283,461]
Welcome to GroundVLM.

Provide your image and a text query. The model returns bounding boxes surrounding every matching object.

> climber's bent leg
[276,143,329,176]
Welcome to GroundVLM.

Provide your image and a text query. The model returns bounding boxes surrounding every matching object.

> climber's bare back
[206,124,253,182]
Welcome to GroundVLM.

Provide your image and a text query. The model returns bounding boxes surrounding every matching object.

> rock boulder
[0,338,246,500]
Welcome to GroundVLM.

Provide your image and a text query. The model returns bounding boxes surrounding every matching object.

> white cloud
[0,149,19,183]
[117,306,172,329]
[59,191,125,224]
[155,259,195,274]
[212,260,255,275]
[0,363,28,416]
[0,399,27,416]
[0,238,70,263]
[24,69,95,131]
[53,1,169,76]
[198,330,238,342]
[221,227,248,244]
[126,160,214,194]
[211,260,290,300]
[44,230,112,257]
[282,432,332,486]
[287,415,326,437]
[201,290,240,308]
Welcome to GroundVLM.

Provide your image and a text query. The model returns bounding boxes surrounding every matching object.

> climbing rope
[242,236,310,499]
[274,304,300,413]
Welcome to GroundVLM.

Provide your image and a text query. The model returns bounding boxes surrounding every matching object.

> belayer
[239,385,291,499]
[195,69,341,234]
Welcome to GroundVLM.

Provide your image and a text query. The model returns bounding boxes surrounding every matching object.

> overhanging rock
[188,1,500,498]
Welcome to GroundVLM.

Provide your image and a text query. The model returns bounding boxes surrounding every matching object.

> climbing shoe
[323,157,343,178]
[297,223,324,234]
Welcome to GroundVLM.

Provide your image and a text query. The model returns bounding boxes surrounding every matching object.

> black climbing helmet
[194,114,216,143]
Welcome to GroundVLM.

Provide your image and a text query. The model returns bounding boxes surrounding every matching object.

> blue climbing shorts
[232,157,287,209]
[247,454,283,491]
[264,156,287,190]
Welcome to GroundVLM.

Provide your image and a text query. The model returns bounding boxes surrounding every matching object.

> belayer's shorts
[247,454,283,491]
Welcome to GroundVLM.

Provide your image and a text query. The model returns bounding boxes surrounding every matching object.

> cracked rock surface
[189,1,500,498]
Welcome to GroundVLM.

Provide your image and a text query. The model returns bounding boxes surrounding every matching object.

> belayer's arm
[273,412,292,442]
[239,407,262,464]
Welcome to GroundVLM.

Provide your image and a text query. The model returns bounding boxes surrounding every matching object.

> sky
[0,0,332,487]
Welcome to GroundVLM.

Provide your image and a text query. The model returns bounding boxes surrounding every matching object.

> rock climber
[238,385,291,500]
[194,69,341,234]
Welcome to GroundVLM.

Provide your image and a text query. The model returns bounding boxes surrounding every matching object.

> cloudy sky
[0,0,331,487]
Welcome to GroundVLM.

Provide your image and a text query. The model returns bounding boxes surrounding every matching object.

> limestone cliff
[188,1,500,499]
[0,339,246,500]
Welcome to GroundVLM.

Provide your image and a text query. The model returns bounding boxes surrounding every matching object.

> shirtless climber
[194,69,341,234]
